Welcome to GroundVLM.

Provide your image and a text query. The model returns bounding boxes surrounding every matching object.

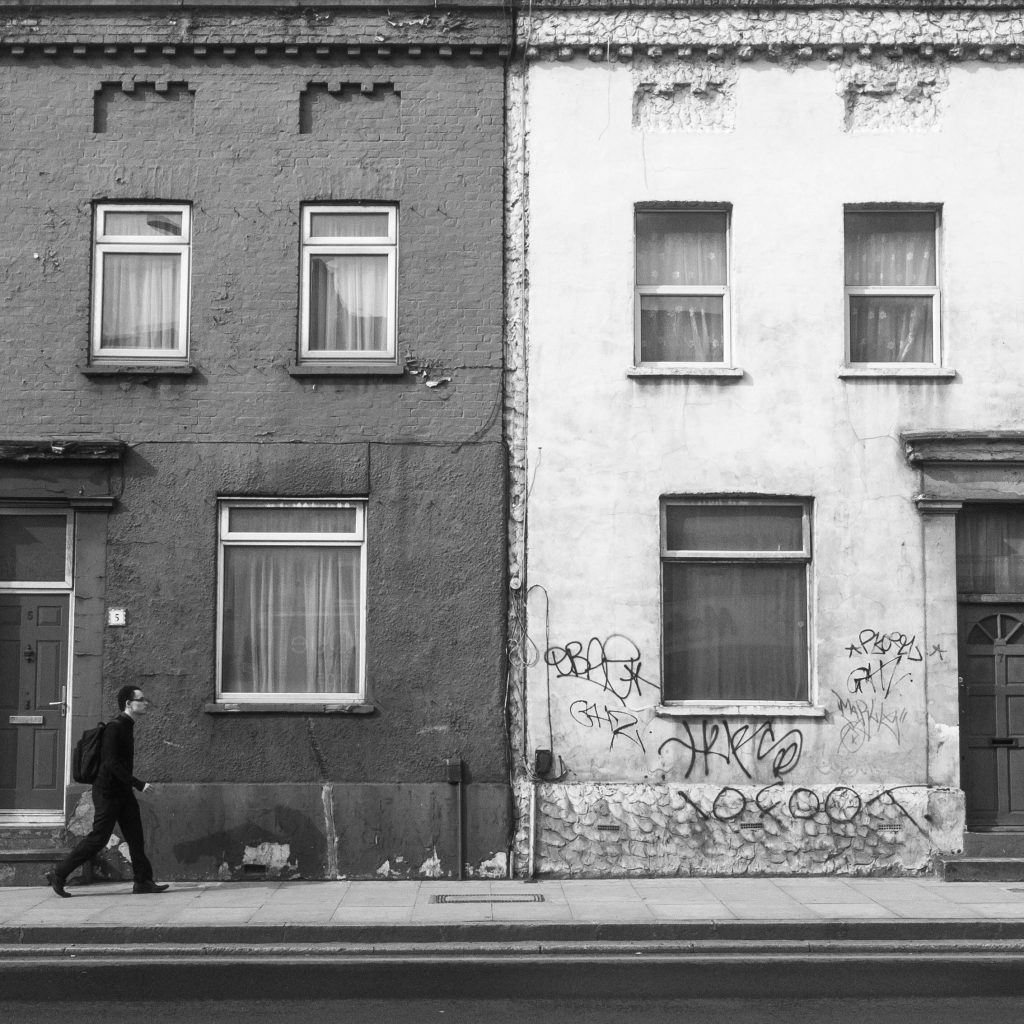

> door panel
[0,726,16,789]
[959,605,1024,827]
[32,729,60,790]
[0,595,69,810]
[965,748,998,813]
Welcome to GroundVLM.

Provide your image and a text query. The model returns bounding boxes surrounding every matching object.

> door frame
[956,600,1024,829]
[905,431,1024,836]
[0,509,76,826]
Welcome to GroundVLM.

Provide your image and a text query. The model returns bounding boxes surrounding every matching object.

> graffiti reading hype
[658,720,804,779]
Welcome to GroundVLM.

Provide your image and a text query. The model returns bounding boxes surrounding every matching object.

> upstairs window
[635,208,729,365]
[845,208,940,365]
[91,203,190,362]
[300,204,397,364]
[661,499,811,703]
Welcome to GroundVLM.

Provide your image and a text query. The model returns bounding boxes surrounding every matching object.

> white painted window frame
[634,206,732,369]
[299,204,398,364]
[659,497,814,712]
[843,206,942,369]
[0,508,74,591]
[215,498,368,704]
[91,203,191,363]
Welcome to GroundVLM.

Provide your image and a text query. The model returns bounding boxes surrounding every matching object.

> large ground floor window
[217,499,366,701]
[661,498,811,703]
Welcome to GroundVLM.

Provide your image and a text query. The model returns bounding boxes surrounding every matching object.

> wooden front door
[0,595,70,810]
[958,604,1024,827]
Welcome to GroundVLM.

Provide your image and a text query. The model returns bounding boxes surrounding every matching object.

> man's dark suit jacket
[96,713,146,796]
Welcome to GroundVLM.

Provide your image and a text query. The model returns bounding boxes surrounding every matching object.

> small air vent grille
[431,893,545,904]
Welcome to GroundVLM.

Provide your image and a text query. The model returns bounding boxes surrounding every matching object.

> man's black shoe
[133,880,170,894]
[44,871,71,898]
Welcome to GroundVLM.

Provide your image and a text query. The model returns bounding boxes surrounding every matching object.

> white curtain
[636,212,727,287]
[846,212,935,362]
[636,212,726,361]
[101,253,180,350]
[640,296,723,362]
[222,546,361,694]
[309,255,387,352]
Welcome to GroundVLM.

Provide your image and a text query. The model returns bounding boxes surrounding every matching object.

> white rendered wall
[519,55,1024,873]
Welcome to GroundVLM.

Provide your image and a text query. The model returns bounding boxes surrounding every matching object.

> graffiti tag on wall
[834,629,923,752]
[658,720,803,779]
[545,634,655,751]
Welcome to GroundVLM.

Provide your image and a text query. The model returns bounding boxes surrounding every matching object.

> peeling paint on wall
[242,841,297,879]
[418,847,443,877]
[321,782,339,880]
[66,792,94,839]
[472,851,509,879]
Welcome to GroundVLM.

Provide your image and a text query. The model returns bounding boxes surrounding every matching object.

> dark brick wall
[0,43,509,797]
[0,53,505,440]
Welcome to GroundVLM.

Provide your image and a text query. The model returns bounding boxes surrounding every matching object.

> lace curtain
[309,254,388,352]
[222,546,361,694]
[100,253,180,350]
[846,212,935,362]
[636,211,726,362]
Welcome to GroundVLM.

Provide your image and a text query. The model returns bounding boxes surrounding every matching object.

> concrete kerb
[8,919,1024,945]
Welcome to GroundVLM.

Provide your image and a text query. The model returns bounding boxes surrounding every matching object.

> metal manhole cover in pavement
[430,894,546,904]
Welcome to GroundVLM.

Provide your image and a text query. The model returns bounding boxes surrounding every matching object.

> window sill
[287,362,405,378]
[205,701,375,715]
[79,363,195,378]
[656,702,826,718]
[627,366,744,380]
[838,366,956,380]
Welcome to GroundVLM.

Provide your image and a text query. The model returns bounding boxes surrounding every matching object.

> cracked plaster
[519,9,1024,51]
[836,54,949,131]
[632,56,737,131]
[531,783,963,877]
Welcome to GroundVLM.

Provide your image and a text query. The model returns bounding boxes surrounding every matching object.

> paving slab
[7,877,1024,948]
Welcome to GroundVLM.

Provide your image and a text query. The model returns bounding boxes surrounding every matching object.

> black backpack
[71,722,106,784]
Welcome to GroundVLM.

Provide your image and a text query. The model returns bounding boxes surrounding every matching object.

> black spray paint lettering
[844,629,922,698]
[569,700,647,752]
[679,784,927,835]
[658,720,803,779]
[833,692,910,752]
[545,634,656,705]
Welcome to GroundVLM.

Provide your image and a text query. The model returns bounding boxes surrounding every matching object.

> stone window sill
[656,702,826,718]
[204,701,375,715]
[287,362,405,378]
[79,363,195,378]
[628,366,744,380]
[838,366,957,380]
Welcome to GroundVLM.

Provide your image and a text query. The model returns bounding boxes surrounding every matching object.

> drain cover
[431,893,545,904]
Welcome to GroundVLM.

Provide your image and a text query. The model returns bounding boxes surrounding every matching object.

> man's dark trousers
[55,788,153,883]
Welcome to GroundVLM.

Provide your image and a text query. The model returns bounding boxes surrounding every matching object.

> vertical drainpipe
[526,780,537,880]
[446,757,464,880]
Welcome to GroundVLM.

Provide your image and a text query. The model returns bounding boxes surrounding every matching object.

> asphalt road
[6,999,1024,1024]
[5,949,1024,1001]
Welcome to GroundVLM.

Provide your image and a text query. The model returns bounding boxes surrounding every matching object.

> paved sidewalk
[5,875,1024,944]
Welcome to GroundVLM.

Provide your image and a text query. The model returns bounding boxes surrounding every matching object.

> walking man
[46,684,169,896]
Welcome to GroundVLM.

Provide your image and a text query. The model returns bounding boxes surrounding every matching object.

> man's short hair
[116,684,139,712]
